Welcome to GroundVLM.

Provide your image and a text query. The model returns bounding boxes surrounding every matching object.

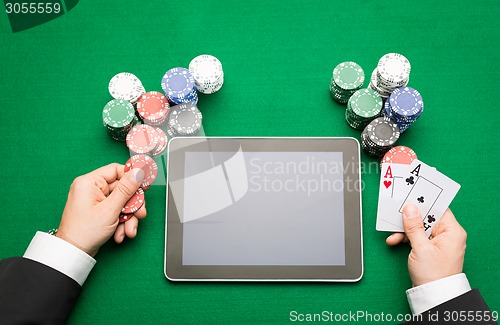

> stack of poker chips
[345,88,383,130]
[361,117,400,157]
[125,154,158,190]
[108,72,146,105]
[330,61,365,104]
[189,54,224,94]
[136,91,170,126]
[104,54,224,145]
[381,146,417,165]
[369,53,411,98]
[120,187,144,222]
[382,87,424,133]
[119,154,159,222]
[167,103,203,137]
[125,124,168,157]
[103,72,147,141]
[102,99,137,141]
[161,68,198,105]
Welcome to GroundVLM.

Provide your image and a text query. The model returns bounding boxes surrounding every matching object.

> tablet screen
[165,137,363,281]
[182,151,345,266]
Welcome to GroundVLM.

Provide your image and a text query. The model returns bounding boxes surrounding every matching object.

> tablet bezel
[164,137,363,282]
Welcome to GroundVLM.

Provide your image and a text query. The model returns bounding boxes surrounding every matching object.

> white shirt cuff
[23,231,96,286]
[406,273,471,315]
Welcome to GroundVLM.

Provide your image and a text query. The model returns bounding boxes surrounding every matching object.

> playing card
[377,160,460,236]
[399,160,461,236]
[398,176,443,221]
[376,218,404,232]
[398,159,438,199]
[381,161,437,230]
[376,163,410,232]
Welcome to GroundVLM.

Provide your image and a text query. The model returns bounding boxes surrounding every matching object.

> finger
[134,202,147,219]
[93,176,112,197]
[431,208,458,235]
[108,180,120,193]
[386,233,406,246]
[124,217,139,239]
[89,163,126,184]
[114,223,126,244]
[402,204,430,248]
[103,168,145,214]
[432,208,466,242]
[109,183,147,219]
[88,164,125,197]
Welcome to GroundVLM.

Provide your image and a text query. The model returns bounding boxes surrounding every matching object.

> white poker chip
[368,53,412,99]
[109,72,145,103]
[377,53,411,85]
[189,54,224,94]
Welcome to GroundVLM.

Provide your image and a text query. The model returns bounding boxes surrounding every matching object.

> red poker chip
[124,154,158,188]
[149,126,160,145]
[143,114,167,126]
[122,188,145,214]
[119,213,133,223]
[126,124,159,154]
[152,128,167,156]
[381,146,417,165]
[136,91,169,124]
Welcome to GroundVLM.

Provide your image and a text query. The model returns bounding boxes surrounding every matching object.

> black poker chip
[361,117,400,157]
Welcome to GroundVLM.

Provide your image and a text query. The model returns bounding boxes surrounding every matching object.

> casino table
[1,0,499,324]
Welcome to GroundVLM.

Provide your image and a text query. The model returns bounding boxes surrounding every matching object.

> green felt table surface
[1,0,499,324]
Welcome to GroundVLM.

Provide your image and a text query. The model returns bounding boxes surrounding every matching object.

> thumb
[106,168,145,213]
[402,204,430,248]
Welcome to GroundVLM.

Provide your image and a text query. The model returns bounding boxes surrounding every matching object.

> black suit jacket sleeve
[403,289,498,324]
[0,257,82,325]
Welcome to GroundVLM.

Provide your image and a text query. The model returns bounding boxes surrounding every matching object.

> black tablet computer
[165,137,363,281]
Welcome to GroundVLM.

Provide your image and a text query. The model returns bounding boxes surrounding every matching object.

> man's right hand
[386,205,467,287]
[57,164,147,257]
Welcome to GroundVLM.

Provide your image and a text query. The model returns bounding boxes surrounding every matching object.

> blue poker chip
[382,101,416,133]
[389,87,424,118]
[168,89,198,105]
[161,68,197,104]
[383,100,393,118]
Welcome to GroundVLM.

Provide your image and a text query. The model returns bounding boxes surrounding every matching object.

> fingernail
[131,168,145,183]
[403,204,419,218]
[133,227,137,237]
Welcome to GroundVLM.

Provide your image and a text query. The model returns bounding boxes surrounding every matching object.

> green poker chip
[102,99,136,141]
[102,99,135,128]
[344,88,382,130]
[330,61,365,105]
[349,88,382,118]
[332,61,365,90]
